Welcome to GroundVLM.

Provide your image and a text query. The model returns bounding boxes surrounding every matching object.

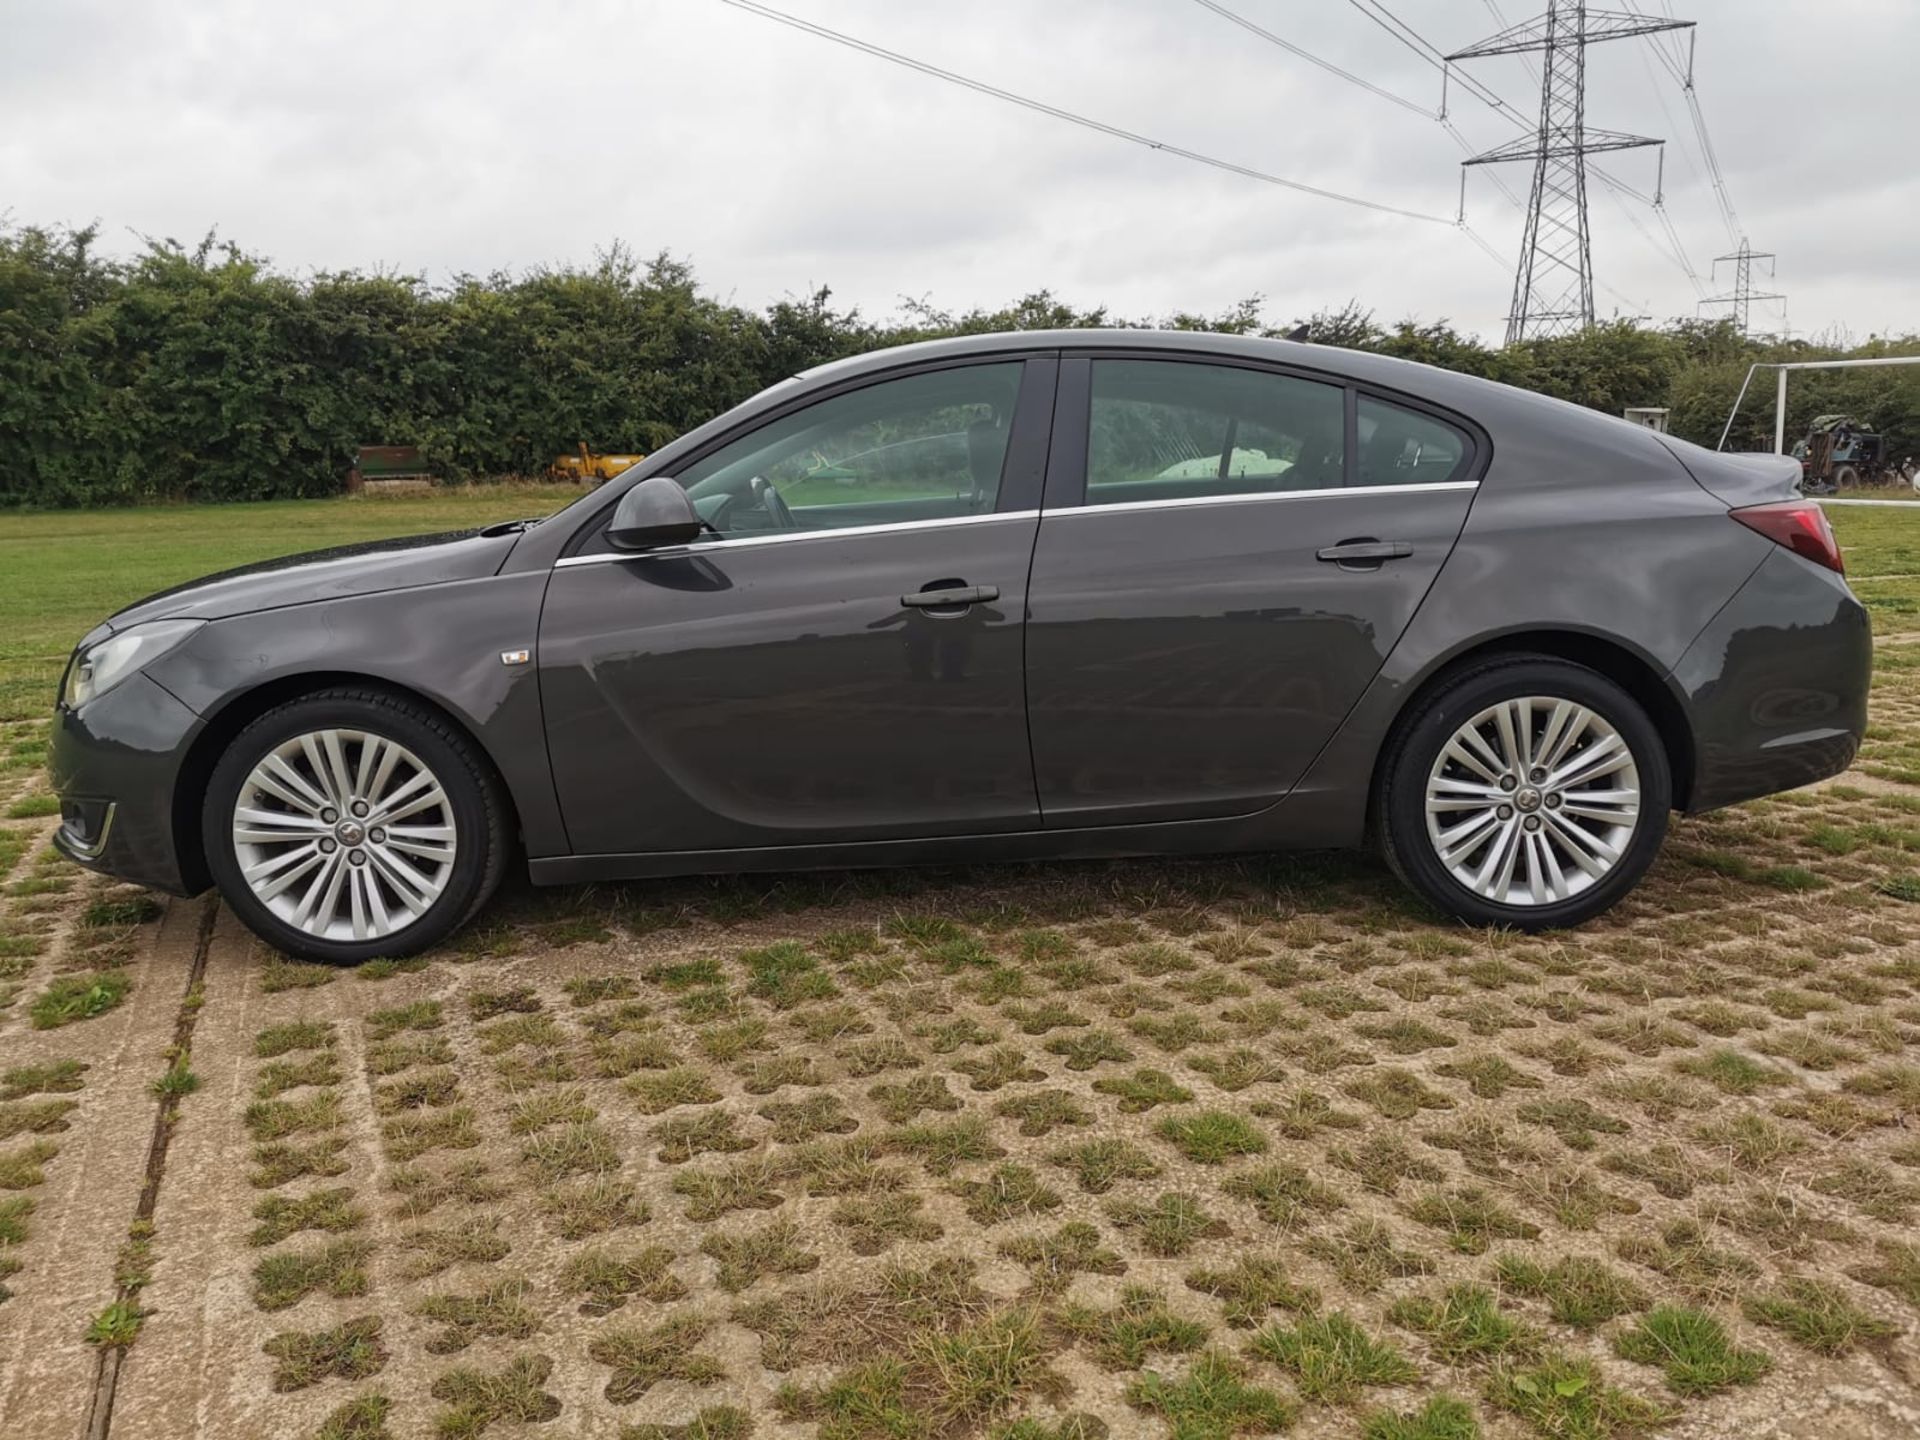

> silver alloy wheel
[1423,696,1640,907]
[230,728,457,942]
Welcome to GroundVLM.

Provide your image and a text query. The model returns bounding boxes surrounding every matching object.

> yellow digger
[550,442,646,484]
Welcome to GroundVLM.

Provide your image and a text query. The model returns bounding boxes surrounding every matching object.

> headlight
[61,619,204,710]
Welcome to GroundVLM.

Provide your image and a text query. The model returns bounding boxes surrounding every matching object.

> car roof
[795,327,1544,421]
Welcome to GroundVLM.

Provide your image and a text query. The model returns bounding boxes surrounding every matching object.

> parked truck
[1792,414,1887,493]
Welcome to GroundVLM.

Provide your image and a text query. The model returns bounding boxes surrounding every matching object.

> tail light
[1731,500,1845,574]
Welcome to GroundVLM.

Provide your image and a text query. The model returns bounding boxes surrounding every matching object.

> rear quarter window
[1356,396,1469,487]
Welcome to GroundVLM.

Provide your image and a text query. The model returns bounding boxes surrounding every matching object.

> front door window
[673,364,1025,537]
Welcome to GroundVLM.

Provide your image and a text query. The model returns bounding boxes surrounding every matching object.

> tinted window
[1086,360,1345,505]
[1356,396,1468,487]
[675,364,1023,536]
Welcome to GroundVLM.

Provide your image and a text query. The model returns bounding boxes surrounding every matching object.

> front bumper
[48,671,204,895]
[1670,547,1872,812]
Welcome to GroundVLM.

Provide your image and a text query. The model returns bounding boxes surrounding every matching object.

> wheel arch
[1366,628,1696,834]
[171,670,522,895]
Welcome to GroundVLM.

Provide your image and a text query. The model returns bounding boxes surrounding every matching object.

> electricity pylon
[1699,240,1783,336]
[1448,3,1694,345]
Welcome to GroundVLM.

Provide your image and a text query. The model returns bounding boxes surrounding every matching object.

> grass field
[2,491,1919,1438]
[0,485,586,721]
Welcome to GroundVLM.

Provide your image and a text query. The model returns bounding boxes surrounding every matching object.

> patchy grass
[1250,1310,1418,1403]
[1613,1305,1771,1395]
[29,969,130,1028]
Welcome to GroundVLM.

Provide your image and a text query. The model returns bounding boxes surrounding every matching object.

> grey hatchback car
[49,331,1870,962]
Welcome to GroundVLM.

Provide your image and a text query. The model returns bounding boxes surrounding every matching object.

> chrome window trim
[554,509,1042,568]
[1055,479,1478,517]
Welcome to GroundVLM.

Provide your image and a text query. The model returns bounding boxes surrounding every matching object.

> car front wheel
[1377,656,1671,931]
[204,689,507,963]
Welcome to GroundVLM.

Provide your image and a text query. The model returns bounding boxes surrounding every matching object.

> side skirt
[525,798,1356,885]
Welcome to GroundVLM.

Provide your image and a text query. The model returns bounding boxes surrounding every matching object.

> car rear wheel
[204,689,507,963]
[1377,656,1670,931]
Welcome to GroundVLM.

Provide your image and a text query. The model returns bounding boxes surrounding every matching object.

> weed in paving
[1405,1186,1542,1256]
[1483,1351,1674,1437]
[1495,1255,1649,1329]
[700,1219,818,1294]
[366,1001,443,1040]
[251,1137,350,1189]
[383,1107,482,1162]
[1252,1311,1419,1403]
[0,1097,77,1144]
[0,1058,86,1098]
[373,1069,461,1113]
[544,1177,650,1239]
[1105,1192,1228,1257]
[244,1092,343,1142]
[1156,1110,1266,1164]
[388,1161,505,1220]
[1612,1304,1770,1395]
[416,1278,541,1353]
[1045,1030,1134,1071]
[619,1405,754,1440]
[29,970,130,1028]
[263,1316,387,1391]
[1388,1284,1528,1364]
[1186,1254,1319,1328]
[627,1067,722,1115]
[994,1090,1092,1139]
[366,1034,454,1075]
[1847,1240,1920,1310]
[0,1140,59,1190]
[886,1113,1004,1174]
[1092,1068,1193,1113]
[832,1191,944,1255]
[999,1222,1126,1296]
[256,1052,344,1097]
[652,1109,753,1165]
[590,1313,727,1403]
[398,1218,513,1279]
[312,1393,392,1440]
[1302,1219,1436,1295]
[950,1163,1063,1226]
[871,1074,962,1124]
[1047,1138,1162,1194]
[250,1188,364,1246]
[1125,1349,1294,1438]
[1361,1395,1480,1440]
[507,1086,596,1135]
[1741,1278,1902,1355]
[430,1353,562,1439]
[759,1093,857,1143]
[252,1238,374,1310]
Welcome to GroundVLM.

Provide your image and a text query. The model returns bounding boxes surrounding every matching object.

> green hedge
[2,224,1916,507]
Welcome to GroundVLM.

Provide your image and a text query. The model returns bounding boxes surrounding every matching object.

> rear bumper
[1671,548,1871,812]
[47,672,203,896]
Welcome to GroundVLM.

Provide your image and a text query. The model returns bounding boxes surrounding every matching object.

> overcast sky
[3,0,1914,342]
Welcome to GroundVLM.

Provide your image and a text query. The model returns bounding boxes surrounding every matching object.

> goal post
[1716,354,1920,455]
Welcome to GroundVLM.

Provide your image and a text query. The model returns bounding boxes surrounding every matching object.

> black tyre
[1376,656,1670,931]
[203,688,508,963]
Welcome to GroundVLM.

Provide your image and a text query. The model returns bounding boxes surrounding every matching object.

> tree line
[2,222,1917,507]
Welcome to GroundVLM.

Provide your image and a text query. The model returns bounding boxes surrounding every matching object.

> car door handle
[1316,539,1413,565]
[902,585,998,609]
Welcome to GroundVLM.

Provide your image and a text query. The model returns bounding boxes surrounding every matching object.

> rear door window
[1085,360,1347,506]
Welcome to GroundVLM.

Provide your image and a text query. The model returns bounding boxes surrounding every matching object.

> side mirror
[607,476,702,550]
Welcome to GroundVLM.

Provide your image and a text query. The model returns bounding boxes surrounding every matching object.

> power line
[713,0,1454,225]
[1189,0,1435,118]
[1622,0,1742,243]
